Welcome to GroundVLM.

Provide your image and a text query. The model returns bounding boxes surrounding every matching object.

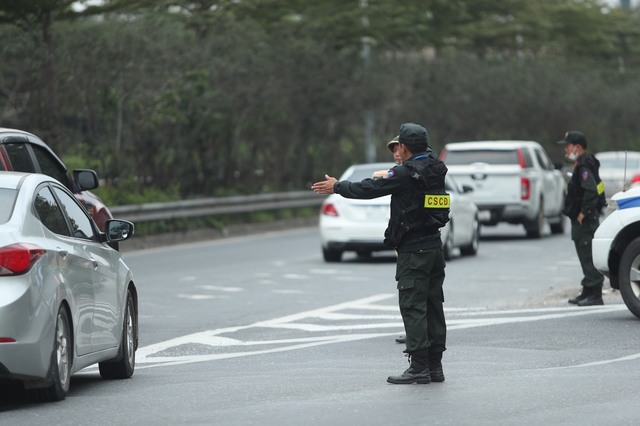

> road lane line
[111,295,629,371]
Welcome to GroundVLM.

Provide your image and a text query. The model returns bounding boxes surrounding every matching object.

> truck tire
[549,212,565,235]
[525,199,544,239]
[323,247,342,262]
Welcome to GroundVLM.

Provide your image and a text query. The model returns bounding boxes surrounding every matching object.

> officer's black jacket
[332,150,442,252]
[564,152,603,220]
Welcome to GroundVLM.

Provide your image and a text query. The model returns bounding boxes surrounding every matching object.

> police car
[593,186,640,319]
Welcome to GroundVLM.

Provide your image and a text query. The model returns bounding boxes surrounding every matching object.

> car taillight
[521,177,531,200]
[322,203,339,216]
[632,174,640,185]
[0,243,46,276]
[0,337,16,343]
[516,148,526,169]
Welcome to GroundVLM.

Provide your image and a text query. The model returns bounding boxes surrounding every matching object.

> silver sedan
[0,172,137,401]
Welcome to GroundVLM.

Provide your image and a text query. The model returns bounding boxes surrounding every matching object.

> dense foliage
[1,0,639,204]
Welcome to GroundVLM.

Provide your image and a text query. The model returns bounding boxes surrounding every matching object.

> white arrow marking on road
[94,294,631,372]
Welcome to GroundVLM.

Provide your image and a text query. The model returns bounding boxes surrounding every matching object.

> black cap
[386,135,399,152]
[399,123,428,147]
[558,130,587,148]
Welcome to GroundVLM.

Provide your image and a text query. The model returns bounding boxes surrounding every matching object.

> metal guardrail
[109,191,325,223]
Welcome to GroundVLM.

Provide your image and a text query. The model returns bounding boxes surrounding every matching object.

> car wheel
[549,211,565,235]
[27,307,72,402]
[322,247,342,262]
[443,222,454,261]
[99,289,136,379]
[618,238,640,320]
[460,217,479,256]
[525,198,544,239]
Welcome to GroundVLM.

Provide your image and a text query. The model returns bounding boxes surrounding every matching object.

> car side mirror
[462,184,474,193]
[73,169,99,191]
[105,220,135,242]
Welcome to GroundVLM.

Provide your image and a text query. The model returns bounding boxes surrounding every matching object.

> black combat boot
[428,351,445,383]
[568,287,588,304]
[577,287,604,306]
[395,335,406,344]
[387,350,431,384]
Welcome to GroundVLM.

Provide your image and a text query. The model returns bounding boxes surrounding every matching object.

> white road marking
[271,289,304,294]
[545,352,640,369]
[87,294,633,372]
[197,285,243,292]
[309,269,340,275]
[283,274,308,280]
[177,294,229,300]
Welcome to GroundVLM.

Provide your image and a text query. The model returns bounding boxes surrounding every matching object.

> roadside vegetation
[1,0,639,207]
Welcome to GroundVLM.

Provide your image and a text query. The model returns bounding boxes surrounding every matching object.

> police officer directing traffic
[312,123,448,384]
[559,130,606,306]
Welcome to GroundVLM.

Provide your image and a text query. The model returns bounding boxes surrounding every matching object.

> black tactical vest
[384,153,450,248]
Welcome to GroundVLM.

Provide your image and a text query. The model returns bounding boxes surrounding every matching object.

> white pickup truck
[440,140,566,238]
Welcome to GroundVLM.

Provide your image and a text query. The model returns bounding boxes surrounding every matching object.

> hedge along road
[2,224,638,426]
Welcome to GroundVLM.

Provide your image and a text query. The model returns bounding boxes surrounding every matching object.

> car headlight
[601,198,618,219]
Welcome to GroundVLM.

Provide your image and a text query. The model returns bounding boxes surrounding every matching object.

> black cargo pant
[396,248,447,354]
[571,215,604,289]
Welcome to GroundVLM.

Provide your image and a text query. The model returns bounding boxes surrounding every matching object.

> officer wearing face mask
[558,131,606,306]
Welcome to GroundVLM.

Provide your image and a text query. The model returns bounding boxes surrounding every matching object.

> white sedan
[593,186,640,319]
[319,163,480,262]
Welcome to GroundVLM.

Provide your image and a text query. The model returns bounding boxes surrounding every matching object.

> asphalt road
[1,223,638,426]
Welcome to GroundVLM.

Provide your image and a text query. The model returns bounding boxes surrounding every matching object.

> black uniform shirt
[332,151,442,252]
[568,152,600,217]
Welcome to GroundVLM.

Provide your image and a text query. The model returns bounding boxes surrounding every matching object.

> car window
[534,149,551,170]
[31,144,71,187]
[35,187,71,236]
[0,188,17,224]
[4,142,36,172]
[444,149,520,165]
[520,149,533,168]
[52,187,95,240]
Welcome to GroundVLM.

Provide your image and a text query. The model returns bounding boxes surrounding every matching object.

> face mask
[567,149,578,161]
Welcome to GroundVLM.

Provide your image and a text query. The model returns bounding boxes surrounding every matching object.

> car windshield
[444,149,519,165]
[0,188,17,224]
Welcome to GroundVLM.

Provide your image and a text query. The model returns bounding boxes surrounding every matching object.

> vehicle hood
[612,185,640,210]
